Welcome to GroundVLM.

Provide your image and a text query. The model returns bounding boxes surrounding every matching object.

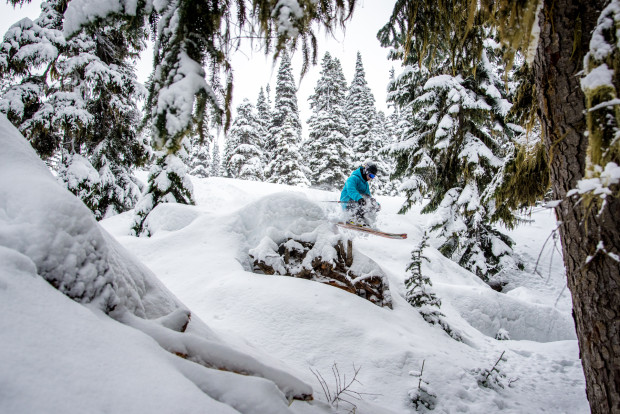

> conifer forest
[0,1,618,413]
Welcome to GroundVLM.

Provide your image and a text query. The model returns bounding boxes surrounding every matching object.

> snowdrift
[0,115,315,414]
[238,192,392,307]
[436,284,576,342]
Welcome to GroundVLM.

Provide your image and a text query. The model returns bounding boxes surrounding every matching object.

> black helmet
[363,161,378,176]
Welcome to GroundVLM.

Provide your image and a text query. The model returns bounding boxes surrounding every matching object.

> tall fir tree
[369,111,399,196]
[306,52,351,190]
[265,50,309,186]
[256,86,272,166]
[265,115,310,186]
[211,140,222,177]
[224,99,265,181]
[385,38,517,281]
[268,50,302,148]
[345,51,377,164]
[189,135,212,178]
[0,0,148,220]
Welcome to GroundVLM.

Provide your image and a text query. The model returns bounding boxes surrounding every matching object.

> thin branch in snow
[534,222,563,279]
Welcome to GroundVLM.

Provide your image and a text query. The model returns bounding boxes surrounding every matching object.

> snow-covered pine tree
[222,125,239,178]
[345,51,377,164]
[56,152,102,215]
[306,52,351,190]
[132,139,195,236]
[256,86,272,165]
[265,50,309,186]
[405,232,461,341]
[383,32,518,282]
[268,50,302,142]
[211,140,222,177]
[0,0,148,220]
[405,233,439,308]
[225,99,265,181]
[369,111,399,196]
[379,1,620,410]
[84,24,149,218]
[189,137,212,178]
[266,115,310,186]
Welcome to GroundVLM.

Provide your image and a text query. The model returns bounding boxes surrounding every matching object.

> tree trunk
[534,1,620,412]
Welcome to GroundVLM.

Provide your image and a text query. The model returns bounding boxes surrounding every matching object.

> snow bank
[0,115,316,412]
[143,202,201,236]
[0,246,239,414]
[436,284,576,342]
[0,115,115,308]
[237,192,392,306]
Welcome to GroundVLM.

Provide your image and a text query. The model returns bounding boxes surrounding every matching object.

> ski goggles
[368,173,376,179]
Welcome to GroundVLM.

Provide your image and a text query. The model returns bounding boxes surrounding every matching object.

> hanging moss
[491,141,550,226]
[578,1,620,215]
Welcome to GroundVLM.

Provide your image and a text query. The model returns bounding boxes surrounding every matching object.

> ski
[336,222,407,239]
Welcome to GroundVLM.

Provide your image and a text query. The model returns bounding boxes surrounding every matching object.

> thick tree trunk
[534,1,620,412]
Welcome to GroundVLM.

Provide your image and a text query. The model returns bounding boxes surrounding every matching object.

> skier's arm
[343,176,364,201]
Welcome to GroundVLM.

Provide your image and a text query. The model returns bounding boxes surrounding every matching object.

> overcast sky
[0,1,398,136]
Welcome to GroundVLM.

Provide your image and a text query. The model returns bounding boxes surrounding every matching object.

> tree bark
[534,1,620,412]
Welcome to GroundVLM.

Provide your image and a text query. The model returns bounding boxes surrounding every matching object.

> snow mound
[143,202,201,235]
[0,115,315,412]
[0,116,114,308]
[436,284,577,342]
[237,192,392,307]
[236,191,326,245]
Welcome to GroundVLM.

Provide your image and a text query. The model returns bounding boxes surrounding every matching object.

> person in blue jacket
[340,161,381,226]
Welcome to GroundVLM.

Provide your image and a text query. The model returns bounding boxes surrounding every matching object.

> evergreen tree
[189,136,212,178]
[369,111,399,196]
[385,36,517,281]
[267,50,303,159]
[265,116,310,187]
[256,86,272,165]
[405,232,460,341]
[211,140,222,177]
[272,51,301,132]
[265,50,309,186]
[345,52,377,163]
[306,52,351,190]
[222,126,238,178]
[405,233,439,309]
[0,0,148,220]
[225,99,264,181]
[132,139,194,236]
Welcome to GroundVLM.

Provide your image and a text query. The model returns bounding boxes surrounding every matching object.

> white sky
[0,1,397,134]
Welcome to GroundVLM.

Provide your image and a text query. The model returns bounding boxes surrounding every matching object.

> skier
[340,161,381,226]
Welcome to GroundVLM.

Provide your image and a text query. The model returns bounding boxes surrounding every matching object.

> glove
[371,198,381,211]
[357,198,366,206]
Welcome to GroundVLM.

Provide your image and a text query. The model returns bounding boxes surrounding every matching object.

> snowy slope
[1,110,587,413]
[0,116,314,414]
[102,173,587,414]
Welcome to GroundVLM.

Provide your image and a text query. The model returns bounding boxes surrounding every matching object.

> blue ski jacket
[340,167,371,209]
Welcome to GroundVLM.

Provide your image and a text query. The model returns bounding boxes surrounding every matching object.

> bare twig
[418,359,426,390]
[310,362,378,412]
[484,351,506,382]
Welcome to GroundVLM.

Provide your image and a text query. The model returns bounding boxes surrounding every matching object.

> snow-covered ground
[1,115,587,413]
[103,172,586,413]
